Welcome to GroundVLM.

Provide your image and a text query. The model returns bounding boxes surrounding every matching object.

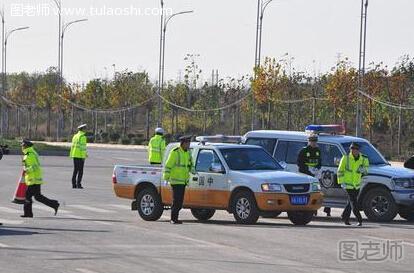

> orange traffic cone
[12,171,27,204]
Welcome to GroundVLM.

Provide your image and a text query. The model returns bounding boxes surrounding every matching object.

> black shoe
[54,203,60,216]
[326,212,331,217]
[357,222,362,227]
[170,220,183,224]
[20,215,33,218]
[77,185,84,189]
[344,221,351,226]
[0,223,3,225]
[72,185,77,189]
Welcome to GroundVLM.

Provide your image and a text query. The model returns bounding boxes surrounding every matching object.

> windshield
[341,142,388,165]
[220,147,283,171]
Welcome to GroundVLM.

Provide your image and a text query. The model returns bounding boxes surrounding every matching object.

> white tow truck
[112,142,324,225]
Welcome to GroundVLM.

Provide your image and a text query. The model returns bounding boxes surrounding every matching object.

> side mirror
[210,163,224,174]
[334,157,341,166]
[279,161,287,169]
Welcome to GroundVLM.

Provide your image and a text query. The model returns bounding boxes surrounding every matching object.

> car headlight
[261,183,282,192]
[312,182,321,192]
[393,178,414,188]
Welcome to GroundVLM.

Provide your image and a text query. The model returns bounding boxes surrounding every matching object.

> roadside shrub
[120,137,131,145]
[110,132,121,142]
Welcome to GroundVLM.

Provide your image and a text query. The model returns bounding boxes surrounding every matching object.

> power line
[58,95,155,114]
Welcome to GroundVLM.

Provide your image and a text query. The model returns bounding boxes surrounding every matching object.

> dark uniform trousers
[24,184,59,217]
[171,184,186,221]
[341,189,363,223]
[72,158,85,187]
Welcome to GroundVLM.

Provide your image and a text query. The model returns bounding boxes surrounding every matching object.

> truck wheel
[191,208,215,221]
[232,191,259,224]
[287,211,314,225]
[136,188,164,221]
[261,211,282,218]
[399,207,414,221]
[362,187,398,222]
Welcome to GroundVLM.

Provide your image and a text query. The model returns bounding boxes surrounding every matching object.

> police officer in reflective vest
[21,140,59,218]
[297,134,322,176]
[163,136,193,224]
[297,134,331,216]
[148,128,166,165]
[337,142,369,226]
[70,124,88,189]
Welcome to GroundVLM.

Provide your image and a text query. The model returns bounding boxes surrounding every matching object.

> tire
[399,207,414,221]
[191,208,216,221]
[136,187,164,221]
[261,211,282,218]
[287,211,314,225]
[362,187,398,222]
[232,191,259,224]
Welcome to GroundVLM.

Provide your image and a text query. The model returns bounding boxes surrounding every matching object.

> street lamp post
[57,18,87,140]
[157,0,165,127]
[0,8,5,136]
[4,27,30,92]
[159,10,193,127]
[356,0,368,137]
[252,0,273,130]
[3,26,29,137]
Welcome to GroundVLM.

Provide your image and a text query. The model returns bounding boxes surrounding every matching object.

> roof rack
[195,135,242,145]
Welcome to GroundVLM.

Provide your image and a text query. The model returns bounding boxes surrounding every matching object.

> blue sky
[2,0,413,84]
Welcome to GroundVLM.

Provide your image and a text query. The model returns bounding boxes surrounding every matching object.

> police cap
[21,139,33,147]
[179,135,192,143]
[350,142,360,150]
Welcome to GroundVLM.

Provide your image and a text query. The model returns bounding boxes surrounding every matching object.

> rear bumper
[113,183,135,199]
[255,192,324,212]
[392,190,414,207]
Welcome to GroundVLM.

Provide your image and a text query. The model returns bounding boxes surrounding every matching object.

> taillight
[112,173,117,184]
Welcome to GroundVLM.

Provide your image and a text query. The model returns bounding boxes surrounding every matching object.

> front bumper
[254,192,323,212]
[392,189,414,207]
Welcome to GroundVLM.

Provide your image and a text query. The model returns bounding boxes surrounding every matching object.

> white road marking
[0,218,24,225]
[108,204,131,210]
[76,268,99,273]
[0,243,10,248]
[65,214,113,226]
[67,205,115,213]
[364,235,414,248]
[113,157,136,161]
[32,204,71,214]
[0,206,21,214]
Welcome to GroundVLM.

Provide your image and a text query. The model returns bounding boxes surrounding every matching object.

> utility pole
[356,0,368,137]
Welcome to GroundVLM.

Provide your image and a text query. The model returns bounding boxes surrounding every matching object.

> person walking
[148,128,166,165]
[337,142,369,226]
[70,124,88,189]
[297,134,331,216]
[163,136,192,224]
[21,140,59,218]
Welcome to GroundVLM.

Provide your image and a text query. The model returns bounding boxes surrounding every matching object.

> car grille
[284,184,310,193]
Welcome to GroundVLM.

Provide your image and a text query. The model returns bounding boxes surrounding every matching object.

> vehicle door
[274,140,307,172]
[317,143,347,204]
[191,149,227,208]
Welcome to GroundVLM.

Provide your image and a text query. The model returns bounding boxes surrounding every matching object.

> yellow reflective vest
[337,153,369,190]
[148,134,166,164]
[22,147,43,186]
[163,146,192,185]
[70,131,88,159]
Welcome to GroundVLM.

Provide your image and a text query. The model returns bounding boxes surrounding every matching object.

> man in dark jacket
[297,134,331,216]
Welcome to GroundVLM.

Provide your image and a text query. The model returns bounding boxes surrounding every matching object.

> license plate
[290,195,309,205]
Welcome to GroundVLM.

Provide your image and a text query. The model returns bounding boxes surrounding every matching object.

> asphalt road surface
[1,147,413,273]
